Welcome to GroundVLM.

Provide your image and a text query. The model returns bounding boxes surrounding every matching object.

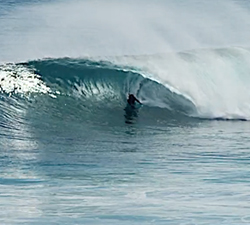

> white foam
[0,64,51,95]
[110,48,250,119]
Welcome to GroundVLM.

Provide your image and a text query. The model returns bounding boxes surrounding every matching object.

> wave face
[1,46,250,130]
[0,57,196,130]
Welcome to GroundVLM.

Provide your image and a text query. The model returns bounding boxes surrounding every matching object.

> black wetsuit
[127,94,140,106]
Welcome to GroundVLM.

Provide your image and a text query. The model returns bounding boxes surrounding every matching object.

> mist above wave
[1,0,250,62]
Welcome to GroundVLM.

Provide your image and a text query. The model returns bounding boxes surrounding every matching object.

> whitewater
[1,0,250,224]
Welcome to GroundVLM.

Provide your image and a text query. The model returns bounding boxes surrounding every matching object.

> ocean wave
[1,47,250,126]
[0,57,197,128]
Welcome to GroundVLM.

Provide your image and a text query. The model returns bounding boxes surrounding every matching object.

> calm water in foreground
[1,119,250,225]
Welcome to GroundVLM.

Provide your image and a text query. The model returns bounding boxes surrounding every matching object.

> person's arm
[135,97,142,104]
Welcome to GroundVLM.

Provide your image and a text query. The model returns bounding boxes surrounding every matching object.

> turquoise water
[1,119,250,224]
[1,0,250,224]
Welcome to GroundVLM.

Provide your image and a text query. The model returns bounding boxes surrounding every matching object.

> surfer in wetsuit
[124,94,142,124]
[127,94,142,106]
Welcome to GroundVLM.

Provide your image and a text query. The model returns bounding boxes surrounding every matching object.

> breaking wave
[1,47,250,130]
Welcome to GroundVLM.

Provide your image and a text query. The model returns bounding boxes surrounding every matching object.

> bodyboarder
[127,94,142,107]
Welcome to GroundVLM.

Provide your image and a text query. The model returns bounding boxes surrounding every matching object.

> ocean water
[1,0,250,224]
